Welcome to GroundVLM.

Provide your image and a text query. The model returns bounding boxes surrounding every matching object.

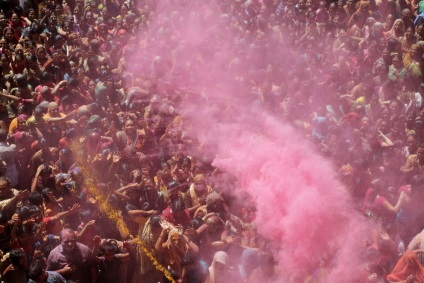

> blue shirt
[28,271,66,283]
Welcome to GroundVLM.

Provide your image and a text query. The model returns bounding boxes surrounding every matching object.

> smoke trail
[129,0,372,281]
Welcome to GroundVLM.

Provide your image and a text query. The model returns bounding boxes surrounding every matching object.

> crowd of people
[0,0,424,282]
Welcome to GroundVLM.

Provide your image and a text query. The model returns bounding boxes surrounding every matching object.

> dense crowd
[0,0,423,282]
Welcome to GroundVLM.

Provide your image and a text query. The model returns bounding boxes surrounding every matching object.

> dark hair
[0,211,8,225]
[101,241,117,254]
[34,105,45,116]
[40,163,52,175]
[28,192,43,206]
[9,249,25,266]
[41,187,52,203]
[60,148,72,157]
[171,196,185,213]
[150,215,162,227]
[186,218,203,230]
[28,261,47,279]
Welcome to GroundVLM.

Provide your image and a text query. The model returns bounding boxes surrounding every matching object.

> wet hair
[39,137,49,148]
[171,196,185,213]
[41,71,53,84]
[9,249,25,266]
[40,164,52,175]
[167,180,180,190]
[186,218,203,230]
[101,241,117,254]
[150,215,162,227]
[28,261,47,280]
[41,187,52,203]
[28,192,43,206]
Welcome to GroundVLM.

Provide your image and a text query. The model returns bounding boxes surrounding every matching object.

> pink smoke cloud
[129,0,373,281]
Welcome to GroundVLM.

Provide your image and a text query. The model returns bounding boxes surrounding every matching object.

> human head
[0,176,12,199]
[212,251,229,273]
[60,228,77,252]
[193,174,207,194]
[28,261,48,282]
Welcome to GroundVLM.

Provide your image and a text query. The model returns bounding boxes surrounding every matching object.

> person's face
[61,232,77,252]
[407,136,417,149]
[11,14,19,26]
[0,15,6,26]
[360,3,369,12]
[31,212,42,223]
[386,14,394,25]
[18,118,28,129]
[101,8,108,18]
[406,27,414,39]
[85,12,94,23]
[0,180,11,199]
[170,133,180,144]
[171,234,180,246]
[99,26,108,36]
[88,81,96,92]
[214,261,227,273]
[4,30,14,42]
[403,10,412,19]
[347,0,354,8]
[418,147,424,159]
[48,21,56,32]
[55,5,63,15]
[62,23,71,33]
[15,58,25,68]
[394,21,403,31]
[286,10,294,19]
[0,56,9,68]
[124,120,135,134]
[418,25,424,37]
[50,15,57,25]
[141,165,149,176]
[392,56,402,68]
[378,38,386,50]
[28,10,35,21]
[37,47,47,58]
[194,181,206,193]
[49,106,60,117]
[361,116,371,127]
[305,0,313,9]
[104,251,114,261]
[121,5,129,15]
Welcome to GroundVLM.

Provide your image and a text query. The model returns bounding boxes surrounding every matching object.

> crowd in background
[0,0,424,282]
